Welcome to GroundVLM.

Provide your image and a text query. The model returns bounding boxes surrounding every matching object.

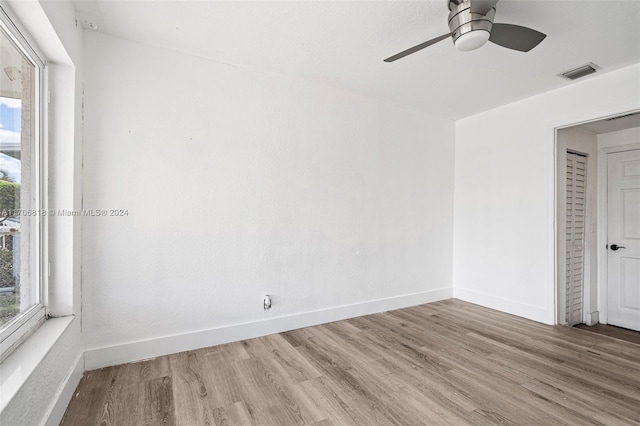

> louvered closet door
[565,152,587,326]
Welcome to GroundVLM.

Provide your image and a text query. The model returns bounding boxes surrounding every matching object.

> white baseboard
[43,351,84,426]
[85,287,452,370]
[453,288,552,324]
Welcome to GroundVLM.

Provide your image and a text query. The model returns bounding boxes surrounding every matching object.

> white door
[607,149,640,331]
[565,152,587,325]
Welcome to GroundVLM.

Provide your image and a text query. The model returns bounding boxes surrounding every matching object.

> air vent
[605,111,640,121]
[559,63,599,81]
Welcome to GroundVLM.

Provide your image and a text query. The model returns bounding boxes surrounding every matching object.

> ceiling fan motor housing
[448,0,496,51]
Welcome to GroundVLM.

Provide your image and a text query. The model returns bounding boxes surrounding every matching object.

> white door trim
[597,141,640,324]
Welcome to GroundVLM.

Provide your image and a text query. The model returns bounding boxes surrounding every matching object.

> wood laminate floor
[575,323,640,345]
[61,299,640,425]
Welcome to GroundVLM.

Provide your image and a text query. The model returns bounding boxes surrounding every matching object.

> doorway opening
[555,111,640,329]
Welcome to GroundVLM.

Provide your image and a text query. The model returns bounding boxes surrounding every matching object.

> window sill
[0,316,74,413]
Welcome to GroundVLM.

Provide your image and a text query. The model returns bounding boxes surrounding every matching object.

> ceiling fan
[384,0,546,62]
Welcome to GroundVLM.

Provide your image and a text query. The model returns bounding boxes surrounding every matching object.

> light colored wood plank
[169,350,221,425]
[241,334,322,383]
[211,400,255,426]
[145,376,174,425]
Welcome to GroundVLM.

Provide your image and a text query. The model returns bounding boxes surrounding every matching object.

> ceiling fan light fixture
[383,0,547,62]
[454,30,490,51]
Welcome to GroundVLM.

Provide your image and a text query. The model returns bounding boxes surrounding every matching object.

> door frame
[597,140,640,325]
[554,109,640,326]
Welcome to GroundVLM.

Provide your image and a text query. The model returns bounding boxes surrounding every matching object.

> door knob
[610,244,626,251]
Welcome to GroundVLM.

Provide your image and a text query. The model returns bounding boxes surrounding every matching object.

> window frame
[0,4,48,360]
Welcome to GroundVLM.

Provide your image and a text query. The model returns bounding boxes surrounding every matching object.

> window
[0,7,46,358]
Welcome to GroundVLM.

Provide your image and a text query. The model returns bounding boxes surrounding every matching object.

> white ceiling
[72,0,640,120]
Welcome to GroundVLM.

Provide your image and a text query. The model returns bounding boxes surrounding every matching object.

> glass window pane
[0,25,37,329]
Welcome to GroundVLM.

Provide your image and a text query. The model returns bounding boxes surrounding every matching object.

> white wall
[556,127,598,325]
[82,31,455,368]
[453,63,640,324]
[0,0,84,424]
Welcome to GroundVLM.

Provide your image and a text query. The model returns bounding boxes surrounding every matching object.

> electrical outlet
[263,294,272,310]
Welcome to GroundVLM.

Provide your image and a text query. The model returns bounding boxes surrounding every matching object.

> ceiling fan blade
[384,33,452,62]
[470,0,499,15]
[489,23,546,52]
